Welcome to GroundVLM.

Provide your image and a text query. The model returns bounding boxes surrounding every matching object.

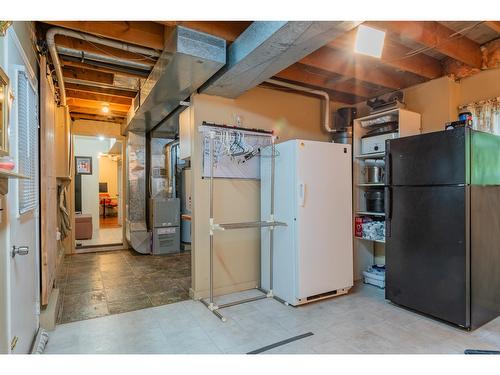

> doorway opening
[73,135,123,249]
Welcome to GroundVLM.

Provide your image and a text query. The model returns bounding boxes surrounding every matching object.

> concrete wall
[190,86,330,298]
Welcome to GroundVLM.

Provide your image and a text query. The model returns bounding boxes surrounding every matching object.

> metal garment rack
[200,128,287,322]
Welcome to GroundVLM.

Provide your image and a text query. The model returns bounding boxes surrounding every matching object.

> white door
[296,140,353,299]
[6,57,40,352]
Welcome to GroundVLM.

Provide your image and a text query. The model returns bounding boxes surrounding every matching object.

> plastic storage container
[363,265,385,288]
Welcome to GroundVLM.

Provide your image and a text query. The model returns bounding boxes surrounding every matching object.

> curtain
[459,97,500,135]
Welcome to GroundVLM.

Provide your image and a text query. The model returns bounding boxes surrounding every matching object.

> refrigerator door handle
[385,151,392,186]
[298,182,306,207]
[385,186,392,237]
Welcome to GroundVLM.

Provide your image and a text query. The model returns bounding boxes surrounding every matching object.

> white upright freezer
[261,140,353,305]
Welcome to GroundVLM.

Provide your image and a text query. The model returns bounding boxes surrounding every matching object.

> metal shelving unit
[356,211,385,217]
[353,108,422,278]
[355,236,386,244]
[357,183,384,187]
[200,128,288,322]
[354,152,385,159]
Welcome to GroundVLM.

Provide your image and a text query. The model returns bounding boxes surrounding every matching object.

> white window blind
[17,70,38,215]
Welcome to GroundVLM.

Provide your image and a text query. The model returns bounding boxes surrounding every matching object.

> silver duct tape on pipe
[56,46,153,71]
[46,27,160,106]
[264,78,333,133]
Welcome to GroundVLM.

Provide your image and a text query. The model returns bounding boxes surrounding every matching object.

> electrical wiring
[400,21,485,60]
[76,33,159,63]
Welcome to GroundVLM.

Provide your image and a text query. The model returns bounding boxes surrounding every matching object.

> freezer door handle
[298,182,306,207]
[385,187,392,237]
[385,152,392,186]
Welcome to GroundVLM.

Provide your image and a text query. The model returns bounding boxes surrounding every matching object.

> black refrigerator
[385,127,500,330]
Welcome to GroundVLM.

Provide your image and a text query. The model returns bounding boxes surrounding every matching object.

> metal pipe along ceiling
[57,46,153,71]
[264,78,333,133]
[46,27,161,105]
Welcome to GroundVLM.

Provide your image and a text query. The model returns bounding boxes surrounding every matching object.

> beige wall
[72,119,122,138]
[190,86,329,298]
[458,67,500,105]
[99,156,118,197]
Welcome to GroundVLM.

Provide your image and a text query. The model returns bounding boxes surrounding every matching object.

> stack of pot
[331,107,357,144]
[364,159,385,213]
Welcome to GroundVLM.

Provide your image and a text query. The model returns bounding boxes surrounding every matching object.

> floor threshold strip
[247,332,314,354]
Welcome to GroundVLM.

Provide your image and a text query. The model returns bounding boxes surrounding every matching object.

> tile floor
[56,250,191,324]
[45,283,500,354]
[77,227,123,247]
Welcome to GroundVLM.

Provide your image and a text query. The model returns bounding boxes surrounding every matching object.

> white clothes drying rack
[199,124,287,322]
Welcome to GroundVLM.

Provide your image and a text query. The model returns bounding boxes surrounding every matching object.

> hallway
[56,250,191,323]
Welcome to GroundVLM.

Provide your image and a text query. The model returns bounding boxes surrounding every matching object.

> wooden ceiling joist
[68,105,128,117]
[328,28,443,79]
[275,63,380,99]
[66,97,129,113]
[43,21,165,50]
[71,112,125,123]
[300,46,412,90]
[367,21,483,69]
[484,21,500,34]
[65,89,132,105]
[62,66,114,85]
[261,80,362,105]
[64,82,136,98]
[54,34,157,68]
[60,58,149,78]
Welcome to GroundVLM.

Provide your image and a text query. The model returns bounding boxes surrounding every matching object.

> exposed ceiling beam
[328,28,443,79]
[62,66,114,84]
[367,21,482,68]
[275,63,380,98]
[66,97,130,113]
[300,46,415,90]
[156,21,251,42]
[60,57,149,78]
[260,80,361,105]
[201,21,361,98]
[54,34,157,67]
[71,112,125,123]
[65,89,132,105]
[43,21,165,50]
[68,105,128,117]
[65,82,136,98]
[484,21,500,34]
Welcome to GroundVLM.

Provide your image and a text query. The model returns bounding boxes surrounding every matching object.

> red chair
[99,193,118,218]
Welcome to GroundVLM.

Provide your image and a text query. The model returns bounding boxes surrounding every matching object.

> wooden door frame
[69,127,127,254]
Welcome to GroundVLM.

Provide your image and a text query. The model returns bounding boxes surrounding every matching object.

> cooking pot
[364,165,384,184]
[365,190,384,213]
[331,127,352,144]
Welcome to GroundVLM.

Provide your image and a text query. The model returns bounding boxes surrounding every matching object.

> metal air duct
[200,21,361,98]
[125,26,226,133]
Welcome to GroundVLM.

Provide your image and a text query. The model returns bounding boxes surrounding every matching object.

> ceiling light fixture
[102,105,110,114]
[354,25,386,58]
